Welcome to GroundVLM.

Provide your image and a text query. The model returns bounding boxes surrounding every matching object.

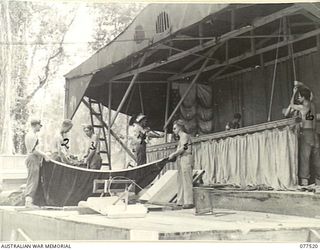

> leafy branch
[22,11,77,107]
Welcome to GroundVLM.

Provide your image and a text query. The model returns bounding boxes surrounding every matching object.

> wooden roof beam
[215,45,317,81]
[147,70,177,75]
[111,5,302,82]
[159,43,219,63]
[169,27,320,81]
[298,3,320,20]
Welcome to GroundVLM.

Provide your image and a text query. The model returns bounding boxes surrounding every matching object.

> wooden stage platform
[1,203,320,241]
[194,187,320,218]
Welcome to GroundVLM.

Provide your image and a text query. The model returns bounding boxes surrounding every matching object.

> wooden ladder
[88,98,111,169]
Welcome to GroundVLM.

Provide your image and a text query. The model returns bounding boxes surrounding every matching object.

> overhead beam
[163,47,217,130]
[215,46,317,81]
[147,70,177,75]
[173,35,290,40]
[82,99,136,162]
[209,65,232,82]
[179,43,224,74]
[169,27,320,81]
[256,29,283,49]
[110,80,167,84]
[90,80,168,88]
[111,5,302,82]
[291,22,317,27]
[298,3,320,20]
[160,44,218,63]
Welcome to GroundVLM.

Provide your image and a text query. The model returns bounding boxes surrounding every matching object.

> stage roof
[64,3,320,131]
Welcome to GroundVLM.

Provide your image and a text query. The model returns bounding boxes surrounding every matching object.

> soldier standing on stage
[129,114,164,166]
[168,119,194,209]
[288,83,320,188]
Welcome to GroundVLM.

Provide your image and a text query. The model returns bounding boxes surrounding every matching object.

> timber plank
[194,187,320,218]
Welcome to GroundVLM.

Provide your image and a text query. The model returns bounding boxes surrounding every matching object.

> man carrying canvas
[24,119,50,208]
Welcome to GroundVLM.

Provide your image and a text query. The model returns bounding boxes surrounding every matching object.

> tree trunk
[0,0,14,154]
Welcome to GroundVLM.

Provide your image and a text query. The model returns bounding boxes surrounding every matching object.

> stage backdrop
[212,51,320,132]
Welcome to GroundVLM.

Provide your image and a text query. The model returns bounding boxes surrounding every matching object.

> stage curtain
[197,84,212,107]
[178,83,213,135]
[179,84,196,108]
[147,125,298,190]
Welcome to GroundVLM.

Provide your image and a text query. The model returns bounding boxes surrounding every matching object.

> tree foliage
[0,1,147,167]
[89,2,145,51]
[0,1,78,154]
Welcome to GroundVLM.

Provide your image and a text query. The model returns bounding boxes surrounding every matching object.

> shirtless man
[82,125,102,170]
[52,119,74,163]
[289,86,320,187]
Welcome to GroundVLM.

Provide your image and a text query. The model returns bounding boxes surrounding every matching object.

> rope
[287,18,297,81]
[267,19,282,122]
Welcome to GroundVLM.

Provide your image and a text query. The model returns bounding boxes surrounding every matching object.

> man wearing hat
[24,119,49,208]
[129,114,164,166]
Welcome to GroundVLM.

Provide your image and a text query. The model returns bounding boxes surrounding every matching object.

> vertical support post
[169,40,174,57]
[283,16,288,42]
[164,82,171,142]
[239,81,244,127]
[260,54,264,68]
[250,30,255,55]
[110,54,147,128]
[108,82,112,167]
[317,24,320,74]
[199,23,204,46]
[225,41,229,64]
[231,9,235,31]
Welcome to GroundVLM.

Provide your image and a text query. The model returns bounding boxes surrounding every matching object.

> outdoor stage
[1,190,320,242]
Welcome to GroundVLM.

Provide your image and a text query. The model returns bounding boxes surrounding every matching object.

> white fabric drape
[147,125,298,190]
